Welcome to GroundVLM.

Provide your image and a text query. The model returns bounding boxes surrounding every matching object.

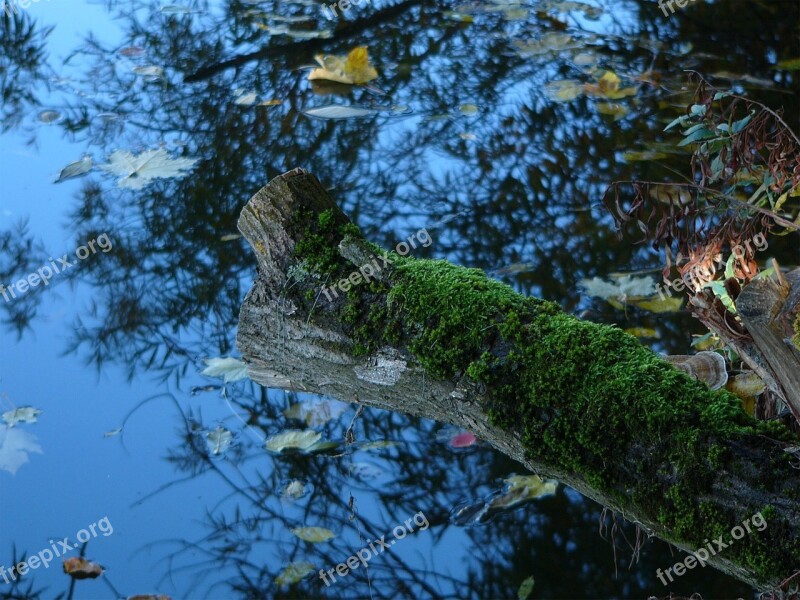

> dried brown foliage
[604,74,800,287]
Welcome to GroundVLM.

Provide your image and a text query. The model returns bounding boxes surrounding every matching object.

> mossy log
[235,169,800,591]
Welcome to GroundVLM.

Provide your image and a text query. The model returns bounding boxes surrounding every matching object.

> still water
[1,0,797,598]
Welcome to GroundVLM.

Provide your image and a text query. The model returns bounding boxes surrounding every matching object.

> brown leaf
[63,557,104,579]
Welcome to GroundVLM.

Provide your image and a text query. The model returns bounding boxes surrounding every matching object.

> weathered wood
[736,268,800,422]
[236,169,800,592]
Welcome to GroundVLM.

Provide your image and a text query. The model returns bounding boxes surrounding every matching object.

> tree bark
[236,168,800,592]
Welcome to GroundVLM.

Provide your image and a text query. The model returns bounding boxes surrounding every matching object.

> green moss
[793,313,800,351]
[289,216,799,585]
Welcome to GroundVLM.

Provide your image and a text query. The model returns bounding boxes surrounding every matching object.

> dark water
[1,0,798,598]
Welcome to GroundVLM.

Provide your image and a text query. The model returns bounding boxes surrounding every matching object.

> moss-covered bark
[237,170,800,591]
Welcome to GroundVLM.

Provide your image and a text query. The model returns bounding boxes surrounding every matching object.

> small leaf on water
[275,561,315,586]
[544,79,583,102]
[2,406,42,427]
[290,526,336,543]
[63,557,104,580]
[624,327,659,339]
[55,156,93,183]
[206,426,233,456]
[201,357,249,382]
[265,429,322,453]
[98,148,198,190]
[620,150,668,162]
[774,57,800,70]
[281,479,307,499]
[449,432,478,448]
[579,275,657,301]
[303,106,377,120]
[234,92,258,105]
[132,65,164,77]
[459,103,479,115]
[518,576,535,599]
[38,110,62,124]
[625,295,684,314]
[308,46,377,85]
[220,233,242,242]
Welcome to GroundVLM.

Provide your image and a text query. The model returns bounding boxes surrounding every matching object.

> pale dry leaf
[99,149,198,190]
[201,357,249,382]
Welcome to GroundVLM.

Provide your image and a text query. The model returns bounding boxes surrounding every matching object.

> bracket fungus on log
[236,169,800,591]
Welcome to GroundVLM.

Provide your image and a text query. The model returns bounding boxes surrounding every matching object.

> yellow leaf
[544,79,583,102]
[344,46,378,84]
[597,70,620,93]
[629,295,684,313]
[624,327,659,339]
[308,47,378,85]
[290,527,336,543]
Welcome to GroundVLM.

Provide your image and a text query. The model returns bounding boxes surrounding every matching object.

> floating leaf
[487,475,558,510]
[259,99,283,106]
[513,33,576,56]
[55,156,93,183]
[303,105,377,120]
[234,92,258,105]
[38,110,62,124]
[281,479,307,499]
[624,327,659,339]
[459,103,479,115]
[596,102,628,119]
[308,46,378,85]
[2,406,42,427]
[132,65,163,77]
[63,557,104,580]
[220,233,242,242]
[443,10,474,21]
[119,46,145,58]
[283,399,348,427]
[572,52,597,67]
[290,527,335,543]
[544,79,583,102]
[621,150,668,162]
[265,429,322,453]
[206,426,233,456]
[579,275,657,301]
[275,561,315,586]
[360,440,397,451]
[202,357,249,382]
[774,57,800,71]
[621,295,684,314]
[99,149,198,190]
[518,576,535,600]
[0,425,42,475]
[584,70,638,99]
[449,432,478,448]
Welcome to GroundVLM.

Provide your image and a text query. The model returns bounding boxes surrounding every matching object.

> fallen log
[235,169,800,591]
